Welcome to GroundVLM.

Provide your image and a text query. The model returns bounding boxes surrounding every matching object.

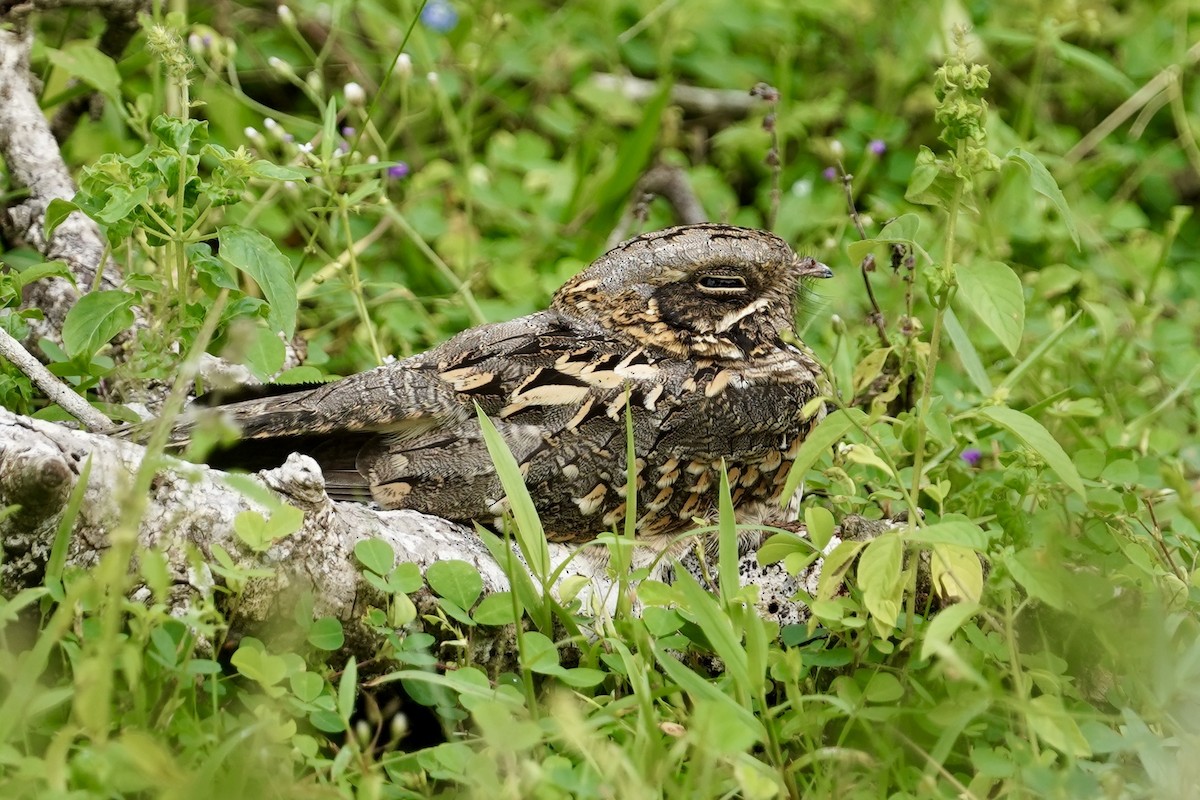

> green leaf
[975,406,1086,497]
[17,260,73,289]
[43,43,122,101]
[781,408,867,500]
[426,560,483,610]
[955,261,1025,355]
[674,570,750,690]
[218,225,298,337]
[242,326,287,381]
[1005,548,1067,610]
[857,534,904,633]
[43,200,79,241]
[61,290,135,360]
[717,462,739,604]
[233,504,304,552]
[1000,311,1081,391]
[289,671,324,703]
[919,601,980,662]
[337,657,357,720]
[520,631,561,673]
[1028,695,1092,757]
[942,308,993,395]
[846,213,920,264]
[1006,149,1080,249]
[249,160,309,181]
[929,543,984,603]
[473,593,518,626]
[756,532,810,566]
[391,562,424,594]
[354,538,396,575]
[652,642,766,744]
[307,618,345,651]
[557,668,607,688]
[475,407,551,581]
[805,505,836,550]
[863,672,904,703]
[905,518,988,550]
[816,539,869,600]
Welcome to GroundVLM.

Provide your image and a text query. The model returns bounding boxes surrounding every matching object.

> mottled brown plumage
[178,224,832,542]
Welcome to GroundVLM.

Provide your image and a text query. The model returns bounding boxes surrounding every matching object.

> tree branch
[0,407,880,665]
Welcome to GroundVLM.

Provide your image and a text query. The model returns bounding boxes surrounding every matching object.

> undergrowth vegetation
[1,0,1199,798]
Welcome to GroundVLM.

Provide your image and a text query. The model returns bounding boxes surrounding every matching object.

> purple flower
[420,0,458,33]
[960,448,983,467]
[822,166,838,182]
[341,126,356,137]
[868,139,887,156]
[387,162,411,179]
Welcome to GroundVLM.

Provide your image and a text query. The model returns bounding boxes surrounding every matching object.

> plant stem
[909,153,963,512]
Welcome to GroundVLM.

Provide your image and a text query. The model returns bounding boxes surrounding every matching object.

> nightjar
[184,224,832,543]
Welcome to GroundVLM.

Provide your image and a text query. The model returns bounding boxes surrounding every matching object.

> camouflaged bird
[183,224,832,543]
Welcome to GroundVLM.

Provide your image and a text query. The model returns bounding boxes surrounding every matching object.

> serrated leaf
[61,290,135,360]
[218,225,298,337]
[975,406,1085,497]
[426,560,483,610]
[1006,149,1080,248]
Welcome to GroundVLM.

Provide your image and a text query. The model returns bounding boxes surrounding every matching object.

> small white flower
[243,126,263,143]
[426,71,439,85]
[277,5,295,25]
[267,56,292,76]
[830,139,845,158]
[263,117,279,131]
[395,53,412,79]
[791,178,813,198]
[344,82,366,106]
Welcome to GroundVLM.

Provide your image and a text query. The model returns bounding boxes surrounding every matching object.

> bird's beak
[798,256,833,279]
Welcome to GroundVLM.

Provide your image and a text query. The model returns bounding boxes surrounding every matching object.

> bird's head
[552,224,832,358]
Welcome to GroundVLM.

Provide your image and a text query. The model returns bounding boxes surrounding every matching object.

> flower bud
[344,82,365,106]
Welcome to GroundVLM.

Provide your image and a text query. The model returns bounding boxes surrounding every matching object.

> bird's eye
[697,274,747,292]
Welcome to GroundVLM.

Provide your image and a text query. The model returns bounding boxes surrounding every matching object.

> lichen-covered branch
[0,407,864,664]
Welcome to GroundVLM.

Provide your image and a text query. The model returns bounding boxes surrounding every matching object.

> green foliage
[2,1,1200,798]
